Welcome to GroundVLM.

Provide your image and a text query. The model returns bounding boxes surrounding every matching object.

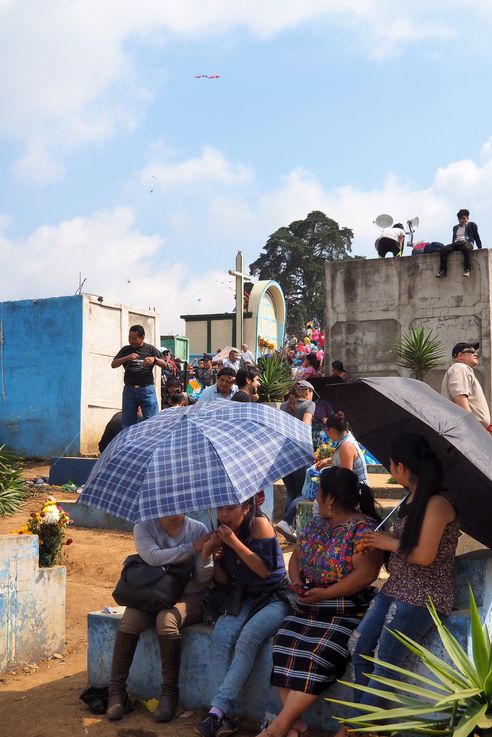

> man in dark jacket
[436,209,482,279]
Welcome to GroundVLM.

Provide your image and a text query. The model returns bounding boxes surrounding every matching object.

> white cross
[228,251,251,349]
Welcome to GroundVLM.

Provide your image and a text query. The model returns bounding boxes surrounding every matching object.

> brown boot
[107,631,139,721]
[153,636,181,722]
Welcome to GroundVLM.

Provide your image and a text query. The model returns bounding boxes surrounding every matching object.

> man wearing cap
[441,342,490,428]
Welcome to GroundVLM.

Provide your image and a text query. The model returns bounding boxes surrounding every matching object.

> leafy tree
[249,211,354,334]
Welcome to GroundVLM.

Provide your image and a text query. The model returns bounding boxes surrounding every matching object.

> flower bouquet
[313,442,335,462]
[13,496,73,567]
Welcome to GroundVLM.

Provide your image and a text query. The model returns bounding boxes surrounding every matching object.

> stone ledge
[87,604,468,730]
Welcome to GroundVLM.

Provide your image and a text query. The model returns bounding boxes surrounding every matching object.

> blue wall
[0,296,83,456]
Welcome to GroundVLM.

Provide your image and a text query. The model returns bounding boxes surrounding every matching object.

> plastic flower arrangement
[258,336,276,351]
[13,496,73,567]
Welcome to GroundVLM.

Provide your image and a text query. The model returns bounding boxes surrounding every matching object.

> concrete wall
[80,297,161,454]
[0,295,160,456]
[210,319,234,351]
[324,249,492,403]
[0,296,83,456]
[0,535,66,673]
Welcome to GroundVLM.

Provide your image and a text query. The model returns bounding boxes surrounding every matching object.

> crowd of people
[106,426,460,737]
[103,324,492,734]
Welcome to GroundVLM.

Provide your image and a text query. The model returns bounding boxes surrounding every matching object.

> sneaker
[274,520,298,543]
[195,714,221,737]
[216,716,238,737]
[435,270,447,278]
[463,269,471,278]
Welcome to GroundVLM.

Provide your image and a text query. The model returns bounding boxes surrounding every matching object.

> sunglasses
[461,349,478,355]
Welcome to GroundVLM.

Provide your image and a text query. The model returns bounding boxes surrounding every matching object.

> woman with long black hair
[348,432,459,710]
[195,496,291,737]
[256,467,383,737]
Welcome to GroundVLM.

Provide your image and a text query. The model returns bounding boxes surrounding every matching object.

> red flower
[30,512,37,518]
[40,511,45,517]
[65,539,73,545]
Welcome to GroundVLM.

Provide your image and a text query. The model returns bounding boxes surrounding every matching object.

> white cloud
[1,1,490,182]
[2,141,492,338]
[157,145,492,260]
[0,207,234,333]
[138,146,253,189]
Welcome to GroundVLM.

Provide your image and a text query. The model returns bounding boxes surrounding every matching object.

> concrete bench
[86,553,487,730]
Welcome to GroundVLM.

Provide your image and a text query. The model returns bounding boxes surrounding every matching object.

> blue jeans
[349,592,434,708]
[283,495,304,526]
[210,597,289,715]
[122,385,159,427]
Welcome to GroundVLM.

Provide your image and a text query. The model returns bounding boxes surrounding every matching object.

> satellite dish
[375,214,394,229]
[408,216,420,232]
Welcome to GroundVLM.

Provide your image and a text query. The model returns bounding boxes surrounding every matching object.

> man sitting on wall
[436,209,482,279]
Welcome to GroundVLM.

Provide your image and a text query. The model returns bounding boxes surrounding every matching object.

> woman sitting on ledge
[107,513,213,723]
[258,467,382,737]
[195,497,291,737]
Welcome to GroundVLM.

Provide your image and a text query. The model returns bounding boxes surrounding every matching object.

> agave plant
[393,327,444,381]
[328,586,492,736]
[0,444,27,517]
[257,354,293,402]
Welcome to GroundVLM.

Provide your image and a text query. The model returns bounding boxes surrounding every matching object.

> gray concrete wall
[324,249,492,405]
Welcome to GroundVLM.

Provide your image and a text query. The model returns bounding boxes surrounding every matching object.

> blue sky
[2,1,492,333]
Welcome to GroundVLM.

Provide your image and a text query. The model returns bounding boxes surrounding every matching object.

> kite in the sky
[193,74,220,79]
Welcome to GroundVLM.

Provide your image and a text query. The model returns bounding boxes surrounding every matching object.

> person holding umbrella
[346,433,459,714]
[195,497,291,737]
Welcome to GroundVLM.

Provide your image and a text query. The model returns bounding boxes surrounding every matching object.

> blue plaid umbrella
[80,402,313,523]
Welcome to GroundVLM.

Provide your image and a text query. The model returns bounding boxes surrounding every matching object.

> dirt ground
[0,463,284,737]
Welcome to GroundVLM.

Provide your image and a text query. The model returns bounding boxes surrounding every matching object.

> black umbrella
[321,377,492,548]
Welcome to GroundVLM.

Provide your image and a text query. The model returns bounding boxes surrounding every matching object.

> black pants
[377,237,400,257]
[282,466,309,511]
[439,240,473,273]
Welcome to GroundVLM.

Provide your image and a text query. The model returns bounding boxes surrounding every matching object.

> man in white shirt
[240,343,255,366]
[375,223,405,258]
[436,209,482,279]
[441,341,490,428]
[197,368,238,403]
[222,348,241,372]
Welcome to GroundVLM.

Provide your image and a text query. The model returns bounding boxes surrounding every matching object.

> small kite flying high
[193,74,220,79]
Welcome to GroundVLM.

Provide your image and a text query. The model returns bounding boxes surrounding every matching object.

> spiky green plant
[0,445,27,517]
[257,354,294,402]
[328,586,492,736]
[393,327,444,381]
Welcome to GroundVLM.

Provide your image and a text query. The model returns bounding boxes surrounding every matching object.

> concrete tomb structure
[0,294,160,456]
[0,535,66,673]
[324,249,492,404]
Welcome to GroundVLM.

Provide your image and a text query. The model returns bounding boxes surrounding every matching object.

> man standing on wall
[441,341,491,429]
[112,325,166,427]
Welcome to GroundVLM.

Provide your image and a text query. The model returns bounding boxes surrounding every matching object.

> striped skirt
[271,597,363,695]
